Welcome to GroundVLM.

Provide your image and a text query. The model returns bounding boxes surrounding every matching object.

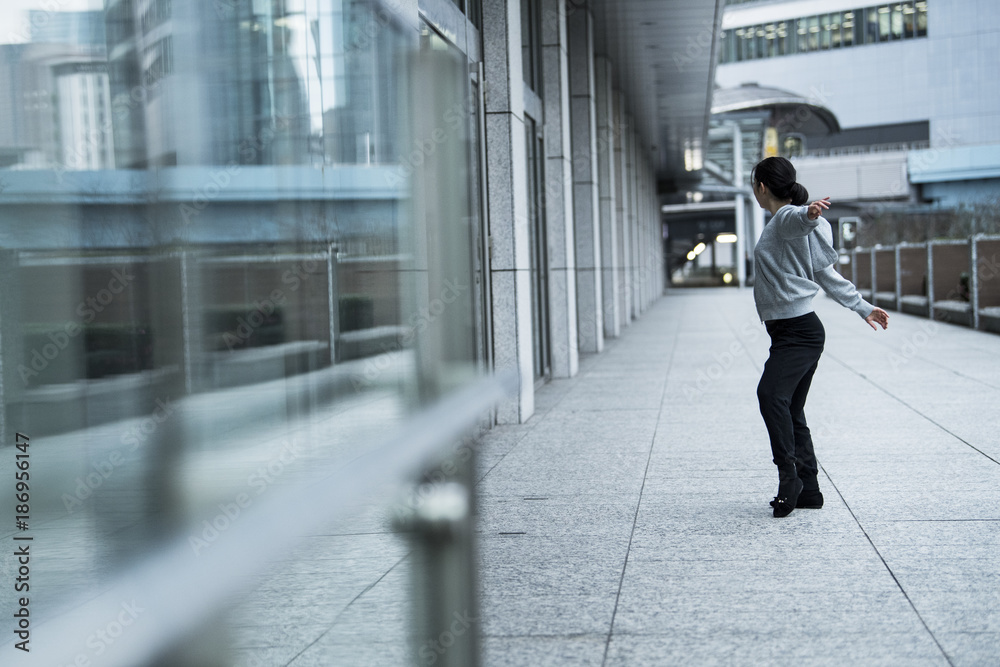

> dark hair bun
[789,182,809,206]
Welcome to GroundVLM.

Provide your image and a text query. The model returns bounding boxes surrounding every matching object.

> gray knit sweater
[753,204,874,322]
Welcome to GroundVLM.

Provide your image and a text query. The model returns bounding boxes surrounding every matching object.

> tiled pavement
[474,288,1000,666]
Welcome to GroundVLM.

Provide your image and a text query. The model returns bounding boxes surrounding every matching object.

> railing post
[927,241,936,322]
[971,235,981,330]
[871,247,878,302]
[851,247,859,287]
[398,479,481,667]
[894,243,903,313]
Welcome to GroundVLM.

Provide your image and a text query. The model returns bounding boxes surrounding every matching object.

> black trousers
[757,311,825,486]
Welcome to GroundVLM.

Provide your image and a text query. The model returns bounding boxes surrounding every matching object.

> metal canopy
[590,0,725,194]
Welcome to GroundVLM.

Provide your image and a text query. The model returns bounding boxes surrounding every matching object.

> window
[782,134,805,157]
[866,8,879,43]
[521,0,541,89]
[719,2,928,65]
[843,11,857,47]
[891,4,904,39]
[902,2,916,37]
[776,21,790,55]
[819,14,832,50]
[878,5,891,42]
[796,18,809,53]
[830,12,843,48]
[807,16,820,51]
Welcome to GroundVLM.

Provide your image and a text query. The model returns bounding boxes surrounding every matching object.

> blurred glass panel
[0,0,481,664]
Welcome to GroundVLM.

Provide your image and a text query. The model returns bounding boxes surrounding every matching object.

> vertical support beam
[568,5,603,353]
[541,0,578,378]
[483,0,533,423]
[594,55,618,339]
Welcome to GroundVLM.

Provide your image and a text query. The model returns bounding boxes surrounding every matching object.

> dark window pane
[891,4,904,39]
[878,5,891,42]
[842,10,856,47]
[866,8,880,43]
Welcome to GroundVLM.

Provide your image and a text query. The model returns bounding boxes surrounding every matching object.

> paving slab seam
[282,551,411,666]
[472,341,625,487]
[599,303,684,667]
[825,352,1000,466]
[822,471,958,667]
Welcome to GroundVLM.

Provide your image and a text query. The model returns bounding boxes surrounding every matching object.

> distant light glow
[723,273,733,284]
[717,234,737,244]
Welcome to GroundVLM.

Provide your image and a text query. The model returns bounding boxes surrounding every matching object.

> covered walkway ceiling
[591,0,724,194]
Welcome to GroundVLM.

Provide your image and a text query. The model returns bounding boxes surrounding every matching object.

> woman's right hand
[865,307,889,331]
[807,197,831,220]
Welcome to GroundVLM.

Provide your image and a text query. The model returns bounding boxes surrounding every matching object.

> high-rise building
[715,0,1000,208]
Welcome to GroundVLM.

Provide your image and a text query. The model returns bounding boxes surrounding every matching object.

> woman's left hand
[807,197,831,220]
[865,307,889,331]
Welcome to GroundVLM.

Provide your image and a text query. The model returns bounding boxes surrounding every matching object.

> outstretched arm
[814,264,888,330]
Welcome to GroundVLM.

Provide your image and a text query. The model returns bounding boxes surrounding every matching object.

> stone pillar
[483,0,534,423]
[541,0,578,378]
[568,5,603,353]
[624,114,642,323]
[614,90,630,328]
[594,56,619,339]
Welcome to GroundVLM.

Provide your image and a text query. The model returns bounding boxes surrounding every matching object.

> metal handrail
[14,372,515,667]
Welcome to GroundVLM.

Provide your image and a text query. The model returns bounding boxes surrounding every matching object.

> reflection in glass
[0,0,481,663]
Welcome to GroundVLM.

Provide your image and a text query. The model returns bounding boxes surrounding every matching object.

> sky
[0,0,102,44]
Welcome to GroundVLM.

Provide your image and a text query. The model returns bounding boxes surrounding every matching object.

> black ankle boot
[797,475,823,509]
[769,487,824,509]
[796,489,824,509]
[772,476,803,518]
